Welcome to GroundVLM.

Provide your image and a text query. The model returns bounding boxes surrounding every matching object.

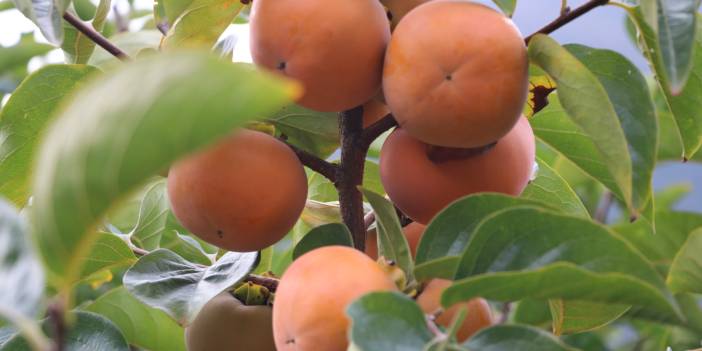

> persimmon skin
[167,129,307,252]
[273,246,397,351]
[366,222,425,260]
[417,279,493,342]
[185,292,276,351]
[362,98,391,128]
[383,1,528,148]
[250,0,390,112]
[381,0,431,29]
[380,117,535,224]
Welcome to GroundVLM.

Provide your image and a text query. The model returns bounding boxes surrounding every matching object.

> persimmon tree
[1,0,702,350]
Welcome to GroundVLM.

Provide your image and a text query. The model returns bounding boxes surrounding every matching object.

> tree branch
[280,139,338,183]
[594,191,614,224]
[47,301,66,351]
[62,12,129,60]
[361,113,397,146]
[337,106,368,252]
[524,0,609,44]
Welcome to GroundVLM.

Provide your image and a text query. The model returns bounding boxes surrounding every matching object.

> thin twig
[361,113,397,147]
[524,0,609,44]
[47,301,66,351]
[337,106,368,251]
[499,302,512,324]
[62,12,129,60]
[594,191,614,223]
[280,138,338,183]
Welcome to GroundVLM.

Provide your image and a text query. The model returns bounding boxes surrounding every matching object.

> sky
[1,0,700,211]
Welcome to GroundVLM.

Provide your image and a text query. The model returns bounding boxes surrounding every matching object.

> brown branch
[361,113,397,146]
[280,138,338,183]
[62,12,129,60]
[524,0,610,44]
[47,301,66,351]
[594,191,613,223]
[337,106,368,252]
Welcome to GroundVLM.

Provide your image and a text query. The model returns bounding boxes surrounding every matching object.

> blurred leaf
[549,300,629,335]
[123,249,258,324]
[1,311,129,351]
[159,230,214,266]
[522,158,589,218]
[614,211,702,266]
[213,34,237,61]
[667,228,702,293]
[89,30,162,69]
[361,188,413,282]
[292,223,352,260]
[463,325,577,351]
[29,52,298,289]
[565,44,657,216]
[513,299,551,327]
[628,9,702,159]
[0,34,52,73]
[12,0,69,44]
[129,180,169,250]
[79,231,136,282]
[414,194,553,281]
[62,0,111,64]
[445,207,681,321]
[161,0,245,49]
[347,292,433,351]
[0,199,43,318]
[154,0,192,29]
[529,35,633,211]
[86,287,186,351]
[0,0,14,11]
[492,0,516,16]
[654,183,692,210]
[268,104,340,159]
[72,0,96,20]
[0,64,97,206]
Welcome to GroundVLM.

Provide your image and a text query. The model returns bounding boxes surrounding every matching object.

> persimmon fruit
[417,279,493,342]
[272,246,397,351]
[380,116,535,224]
[250,0,390,112]
[185,292,276,351]
[383,0,528,148]
[167,129,307,252]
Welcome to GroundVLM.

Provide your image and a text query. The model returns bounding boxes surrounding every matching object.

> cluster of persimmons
[167,0,535,349]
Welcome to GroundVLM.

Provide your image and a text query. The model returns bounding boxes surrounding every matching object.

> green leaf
[360,188,413,282]
[549,300,629,335]
[628,9,702,159]
[654,183,692,210]
[445,207,681,321]
[614,211,702,265]
[667,228,702,293]
[62,0,111,64]
[89,30,162,69]
[79,231,136,282]
[308,161,383,202]
[161,0,245,49]
[656,1,699,94]
[268,104,340,158]
[129,180,169,250]
[30,52,298,289]
[85,287,186,351]
[528,35,633,211]
[123,249,258,324]
[414,194,553,281]
[491,0,516,16]
[0,64,97,206]
[347,292,433,351]
[564,44,657,214]
[154,0,193,29]
[1,311,129,351]
[159,230,214,266]
[463,325,577,351]
[0,35,52,73]
[292,223,353,260]
[0,199,43,318]
[0,0,14,11]
[12,0,70,44]
[522,158,589,218]
[513,299,551,327]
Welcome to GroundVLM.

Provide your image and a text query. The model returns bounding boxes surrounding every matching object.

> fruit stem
[361,113,398,145]
[524,0,609,44]
[281,138,339,182]
[63,12,129,60]
[337,106,369,251]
